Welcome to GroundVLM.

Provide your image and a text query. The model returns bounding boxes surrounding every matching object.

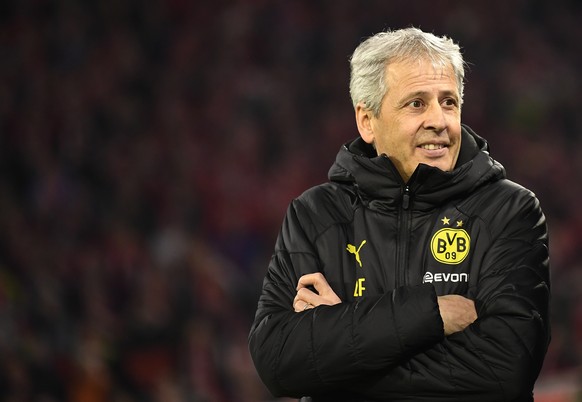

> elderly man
[249,27,550,401]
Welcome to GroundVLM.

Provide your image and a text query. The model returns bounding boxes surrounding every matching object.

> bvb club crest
[430,217,471,264]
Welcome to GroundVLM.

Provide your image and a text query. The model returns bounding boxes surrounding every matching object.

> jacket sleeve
[345,189,551,401]
[248,197,445,398]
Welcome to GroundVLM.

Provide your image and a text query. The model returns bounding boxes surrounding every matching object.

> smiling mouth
[419,144,447,150]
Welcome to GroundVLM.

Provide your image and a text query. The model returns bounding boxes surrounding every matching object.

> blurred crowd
[0,0,581,401]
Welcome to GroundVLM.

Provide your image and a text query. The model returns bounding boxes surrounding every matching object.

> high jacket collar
[328,124,506,211]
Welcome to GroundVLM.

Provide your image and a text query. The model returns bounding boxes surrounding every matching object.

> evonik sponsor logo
[423,271,469,284]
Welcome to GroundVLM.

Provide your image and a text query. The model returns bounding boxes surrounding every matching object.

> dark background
[0,0,580,401]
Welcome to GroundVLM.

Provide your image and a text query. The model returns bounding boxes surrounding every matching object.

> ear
[355,102,375,144]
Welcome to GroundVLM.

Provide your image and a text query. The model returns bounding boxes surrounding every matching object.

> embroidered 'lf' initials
[354,278,366,297]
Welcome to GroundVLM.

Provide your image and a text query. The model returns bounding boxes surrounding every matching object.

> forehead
[385,58,459,96]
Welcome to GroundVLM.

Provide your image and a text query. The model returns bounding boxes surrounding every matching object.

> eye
[442,98,458,108]
[408,100,423,108]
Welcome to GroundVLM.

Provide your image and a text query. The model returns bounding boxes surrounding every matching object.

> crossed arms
[249,193,550,401]
[294,272,477,336]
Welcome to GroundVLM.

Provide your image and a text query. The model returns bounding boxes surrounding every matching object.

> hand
[437,295,477,336]
[293,273,342,312]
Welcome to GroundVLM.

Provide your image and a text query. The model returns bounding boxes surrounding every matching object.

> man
[249,27,550,401]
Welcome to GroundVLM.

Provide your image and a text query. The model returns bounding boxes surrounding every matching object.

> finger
[296,288,320,309]
[296,272,326,291]
[293,294,302,311]
[293,296,302,312]
[297,273,336,298]
[297,279,341,305]
[296,287,317,300]
[297,287,339,308]
[293,297,313,313]
[296,273,343,308]
[293,292,315,309]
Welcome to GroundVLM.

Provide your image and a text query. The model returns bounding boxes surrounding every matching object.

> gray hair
[349,27,466,116]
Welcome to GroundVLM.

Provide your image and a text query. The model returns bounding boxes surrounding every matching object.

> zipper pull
[402,186,410,210]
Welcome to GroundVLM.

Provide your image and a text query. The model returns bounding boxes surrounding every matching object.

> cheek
[387,138,414,163]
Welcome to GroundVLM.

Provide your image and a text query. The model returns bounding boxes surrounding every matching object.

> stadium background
[0,0,580,400]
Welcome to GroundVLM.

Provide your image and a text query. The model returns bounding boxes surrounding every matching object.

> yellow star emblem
[456,220,464,227]
[441,216,450,225]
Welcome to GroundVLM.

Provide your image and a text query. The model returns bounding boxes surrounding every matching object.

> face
[356,58,462,182]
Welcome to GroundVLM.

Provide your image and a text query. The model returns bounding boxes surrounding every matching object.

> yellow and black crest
[430,217,470,264]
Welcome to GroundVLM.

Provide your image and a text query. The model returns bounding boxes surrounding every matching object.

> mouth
[417,142,449,158]
[419,143,447,151]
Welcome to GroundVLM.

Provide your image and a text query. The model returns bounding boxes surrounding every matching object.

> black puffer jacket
[249,125,550,401]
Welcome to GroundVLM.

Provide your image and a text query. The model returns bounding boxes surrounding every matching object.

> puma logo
[346,240,367,267]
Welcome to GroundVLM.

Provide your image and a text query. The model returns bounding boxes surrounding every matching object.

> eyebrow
[404,90,459,99]
[398,89,459,106]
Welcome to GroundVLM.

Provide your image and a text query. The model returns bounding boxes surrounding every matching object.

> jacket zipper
[396,186,411,287]
[402,185,410,210]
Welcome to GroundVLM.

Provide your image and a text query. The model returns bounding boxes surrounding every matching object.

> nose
[423,101,446,132]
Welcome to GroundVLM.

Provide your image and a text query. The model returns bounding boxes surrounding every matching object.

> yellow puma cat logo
[346,240,367,267]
